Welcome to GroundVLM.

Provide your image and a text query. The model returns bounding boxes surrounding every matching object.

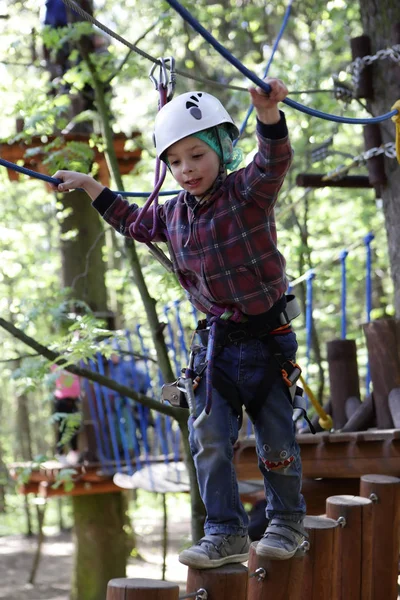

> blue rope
[305,270,315,372]
[236,0,294,142]
[81,372,108,471]
[166,0,398,125]
[96,354,123,473]
[364,232,374,394]
[108,357,136,475]
[88,358,113,466]
[0,157,179,197]
[339,249,348,340]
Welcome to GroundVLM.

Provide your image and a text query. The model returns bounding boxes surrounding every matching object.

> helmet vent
[186,94,203,120]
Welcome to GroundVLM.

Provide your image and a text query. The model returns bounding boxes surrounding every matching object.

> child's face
[166,137,220,196]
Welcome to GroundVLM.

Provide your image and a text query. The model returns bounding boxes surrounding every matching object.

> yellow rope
[391,100,400,164]
[299,374,333,431]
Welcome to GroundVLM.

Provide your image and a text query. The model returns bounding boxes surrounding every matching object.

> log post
[186,564,248,600]
[359,474,400,600]
[341,394,375,432]
[327,340,361,429]
[300,516,340,600]
[350,35,373,99]
[363,318,400,429]
[247,542,305,600]
[106,579,179,600]
[295,174,371,188]
[301,478,360,515]
[363,124,387,195]
[326,495,373,599]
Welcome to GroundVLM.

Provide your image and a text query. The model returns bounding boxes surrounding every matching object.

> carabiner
[149,56,176,101]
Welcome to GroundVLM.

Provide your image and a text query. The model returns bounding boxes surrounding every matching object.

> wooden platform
[234,429,400,480]
[10,429,400,501]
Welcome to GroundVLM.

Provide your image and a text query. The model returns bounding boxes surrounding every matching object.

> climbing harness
[161,294,318,432]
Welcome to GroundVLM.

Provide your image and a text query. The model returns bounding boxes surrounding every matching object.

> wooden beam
[296,174,372,188]
[234,430,400,480]
[38,479,122,498]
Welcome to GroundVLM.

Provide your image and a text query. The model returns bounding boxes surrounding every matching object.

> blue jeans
[188,331,306,536]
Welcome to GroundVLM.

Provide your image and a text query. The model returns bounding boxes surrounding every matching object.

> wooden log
[363,319,400,429]
[295,173,372,188]
[247,541,304,600]
[327,339,361,429]
[345,396,362,420]
[186,564,248,600]
[363,124,387,193]
[359,474,400,600]
[106,579,179,600]
[341,394,375,432]
[300,515,340,600]
[302,478,360,515]
[326,495,373,599]
[350,35,373,99]
[388,388,400,428]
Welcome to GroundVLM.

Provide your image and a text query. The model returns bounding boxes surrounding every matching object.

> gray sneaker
[256,517,308,560]
[179,534,250,569]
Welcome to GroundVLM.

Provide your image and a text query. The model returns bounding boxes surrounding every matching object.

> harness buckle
[281,361,302,387]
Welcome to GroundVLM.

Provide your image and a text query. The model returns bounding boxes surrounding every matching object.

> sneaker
[179,534,250,569]
[256,517,308,560]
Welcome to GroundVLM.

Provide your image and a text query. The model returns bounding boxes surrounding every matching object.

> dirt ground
[0,512,191,600]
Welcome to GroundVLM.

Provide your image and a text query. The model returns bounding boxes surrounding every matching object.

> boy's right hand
[51,170,105,201]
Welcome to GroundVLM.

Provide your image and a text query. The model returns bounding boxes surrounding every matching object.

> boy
[52,77,307,569]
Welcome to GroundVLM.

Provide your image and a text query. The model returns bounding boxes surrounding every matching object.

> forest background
[0,0,398,598]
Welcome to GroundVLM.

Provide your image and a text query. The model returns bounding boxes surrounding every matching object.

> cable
[165,0,398,125]
[0,157,180,198]
[60,0,247,93]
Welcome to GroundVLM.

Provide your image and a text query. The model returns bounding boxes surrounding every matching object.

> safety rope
[339,250,348,340]
[165,0,399,125]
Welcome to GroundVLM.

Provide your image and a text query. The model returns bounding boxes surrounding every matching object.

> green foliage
[52,467,78,493]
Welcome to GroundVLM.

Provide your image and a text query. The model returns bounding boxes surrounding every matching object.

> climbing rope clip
[149,56,176,100]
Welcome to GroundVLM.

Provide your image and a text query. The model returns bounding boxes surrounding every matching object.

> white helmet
[154,91,239,159]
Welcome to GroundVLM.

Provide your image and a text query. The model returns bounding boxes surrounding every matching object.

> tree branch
[0,316,182,421]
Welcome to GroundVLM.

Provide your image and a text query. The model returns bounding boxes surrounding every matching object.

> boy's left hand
[249,77,288,124]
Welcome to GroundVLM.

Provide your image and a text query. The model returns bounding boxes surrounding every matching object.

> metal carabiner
[149,56,176,100]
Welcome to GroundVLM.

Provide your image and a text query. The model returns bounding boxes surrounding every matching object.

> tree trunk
[358,1,400,316]
[59,190,109,314]
[71,493,127,600]
[16,381,34,537]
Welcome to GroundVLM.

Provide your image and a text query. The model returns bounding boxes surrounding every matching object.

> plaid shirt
[93,113,293,316]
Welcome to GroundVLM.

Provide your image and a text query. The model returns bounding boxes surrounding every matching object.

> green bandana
[192,125,243,171]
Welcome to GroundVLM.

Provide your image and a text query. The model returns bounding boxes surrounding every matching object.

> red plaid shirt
[93,114,293,316]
